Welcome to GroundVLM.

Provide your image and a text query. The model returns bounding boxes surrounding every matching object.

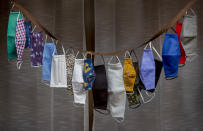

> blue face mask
[42,43,57,81]
[24,21,32,48]
[162,33,181,79]
[139,43,155,91]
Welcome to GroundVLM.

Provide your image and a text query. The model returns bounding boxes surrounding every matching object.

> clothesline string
[11,0,196,56]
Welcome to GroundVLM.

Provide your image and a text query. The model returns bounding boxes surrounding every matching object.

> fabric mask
[65,49,75,94]
[7,12,22,59]
[15,16,26,69]
[106,56,126,123]
[72,52,87,105]
[24,21,32,48]
[50,45,67,88]
[92,56,108,113]
[181,8,198,62]
[30,31,44,67]
[42,43,57,82]
[162,33,181,79]
[123,51,136,92]
[175,22,186,65]
[83,59,96,90]
[139,42,155,90]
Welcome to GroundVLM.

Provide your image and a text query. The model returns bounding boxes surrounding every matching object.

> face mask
[175,22,186,66]
[127,51,141,108]
[140,42,155,90]
[7,12,22,59]
[92,56,109,113]
[15,15,26,69]
[123,51,136,92]
[42,42,57,82]
[24,21,32,48]
[50,45,67,88]
[83,59,96,90]
[106,56,126,123]
[181,8,198,62]
[162,33,181,79]
[72,52,87,105]
[30,31,44,67]
[65,49,75,94]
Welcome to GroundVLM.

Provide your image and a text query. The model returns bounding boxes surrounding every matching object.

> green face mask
[7,12,22,59]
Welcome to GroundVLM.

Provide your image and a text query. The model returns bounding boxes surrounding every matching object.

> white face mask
[106,56,126,123]
[182,8,198,61]
[72,52,87,105]
[50,45,67,88]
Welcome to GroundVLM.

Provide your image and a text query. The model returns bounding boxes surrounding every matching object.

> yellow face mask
[123,58,136,92]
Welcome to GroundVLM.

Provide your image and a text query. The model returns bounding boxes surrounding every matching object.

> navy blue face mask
[162,33,181,79]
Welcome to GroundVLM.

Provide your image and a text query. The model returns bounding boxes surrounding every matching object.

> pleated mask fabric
[83,59,96,90]
[72,52,86,105]
[181,8,198,62]
[50,45,67,88]
[139,43,155,90]
[7,12,22,59]
[175,22,186,65]
[42,43,57,81]
[106,56,126,123]
[162,33,181,79]
[65,49,75,94]
[92,65,108,112]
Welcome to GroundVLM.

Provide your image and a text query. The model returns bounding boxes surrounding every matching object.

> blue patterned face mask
[162,33,181,79]
[83,59,96,90]
[139,42,155,91]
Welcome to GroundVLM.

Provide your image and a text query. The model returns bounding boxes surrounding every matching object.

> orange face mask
[123,58,136,92]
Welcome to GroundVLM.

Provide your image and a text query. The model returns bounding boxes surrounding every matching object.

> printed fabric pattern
[83,59,96,90]
[30,32,44,67]
[65,54,75,94]
[15,19,26,62]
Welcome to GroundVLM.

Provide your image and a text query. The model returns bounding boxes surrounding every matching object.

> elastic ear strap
[101,55,105,65]
[51,37,54,43]
[108,56,121,64]
[11,3,15,10]
[149,42,152,49]
[124,51,132,58]
[144,43,149,49]
[17,11,20,21]
[190,8,196,16]
[137,88,155,104]
[152,46,162,61]
[32,25,36,33]
[17,62,22,70]
[130,50,139,62]
[61,44,65,55]
[45,35,47,43]
[75,51,79,58]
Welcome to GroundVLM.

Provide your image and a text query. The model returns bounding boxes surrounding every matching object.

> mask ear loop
[10,3,15,11]
[124,50,132,59]
[65,48,75,55]
[45,35,48,43]
[137,87,155,104]
[31,25,36,33]
[16,61,23,70]
[151,41,162,61]
[130,50,139,63]
[16,11,20,21]
[108,56,121,64]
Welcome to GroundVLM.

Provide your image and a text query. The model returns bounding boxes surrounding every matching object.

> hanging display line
[11,0,196,56]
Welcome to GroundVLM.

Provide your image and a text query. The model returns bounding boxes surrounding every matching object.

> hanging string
[11,0,197,56]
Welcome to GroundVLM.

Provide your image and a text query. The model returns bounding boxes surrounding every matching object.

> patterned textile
[65,54,75,94]
[83,59,96,90]
[30,32,44,67]
[15,19,26,62]
[126,88,140,108]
